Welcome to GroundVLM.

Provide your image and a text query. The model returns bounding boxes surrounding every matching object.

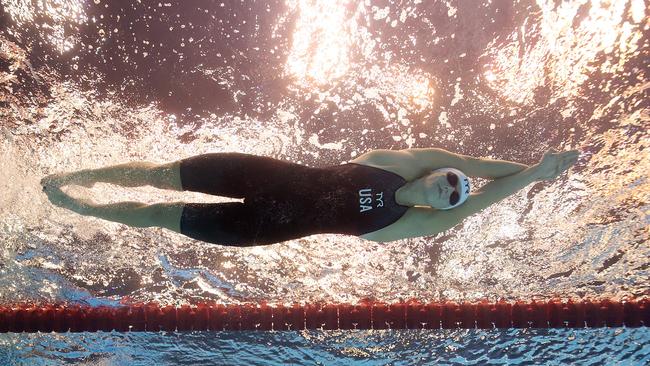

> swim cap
[431,167,471,210]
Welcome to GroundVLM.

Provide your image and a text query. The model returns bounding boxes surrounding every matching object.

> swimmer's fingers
[537,149,564,180]
[547,151,580,179]
[561,150,580,171]
[562,149,580,162]
[536,149,580,180]
[566,155,579,168]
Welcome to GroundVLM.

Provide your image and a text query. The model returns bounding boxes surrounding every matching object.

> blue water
[1,0,649,364]
[2,329,649,365]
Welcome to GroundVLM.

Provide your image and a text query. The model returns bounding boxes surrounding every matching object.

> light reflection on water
[0,0,648,363]
[484,0,646,105]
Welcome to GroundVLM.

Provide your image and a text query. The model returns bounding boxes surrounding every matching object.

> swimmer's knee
[141,202,184,232]
[148,161,183,190]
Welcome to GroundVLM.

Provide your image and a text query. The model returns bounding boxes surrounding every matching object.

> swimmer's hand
[533,148,580,181]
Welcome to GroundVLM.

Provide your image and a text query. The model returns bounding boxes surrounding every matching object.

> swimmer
[40,148,579,246]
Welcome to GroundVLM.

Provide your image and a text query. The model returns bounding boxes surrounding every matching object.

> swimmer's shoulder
[349,150,426,181]
[351,150,464,242]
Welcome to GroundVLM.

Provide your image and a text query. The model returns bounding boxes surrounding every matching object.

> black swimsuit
[179,153,409,246]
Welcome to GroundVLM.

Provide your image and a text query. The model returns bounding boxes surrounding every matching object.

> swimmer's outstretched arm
[373,148,580,242]
[360,148,529,179]
[428,148,580,233]
[405,148,529,179]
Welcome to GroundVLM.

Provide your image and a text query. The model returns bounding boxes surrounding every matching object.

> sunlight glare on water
[284,0,436,149]
[484,0,646,106]
[284,0,355,86]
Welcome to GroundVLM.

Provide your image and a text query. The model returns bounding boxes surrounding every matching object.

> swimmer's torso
[245,163,409,236]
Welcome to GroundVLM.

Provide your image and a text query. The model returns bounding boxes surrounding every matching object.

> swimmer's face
[423,171,462,209]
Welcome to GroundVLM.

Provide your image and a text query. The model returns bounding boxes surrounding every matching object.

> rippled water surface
[2,328,649,365]
[1,0,648,364]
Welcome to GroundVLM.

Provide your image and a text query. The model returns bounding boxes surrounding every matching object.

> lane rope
[1,299,647,332]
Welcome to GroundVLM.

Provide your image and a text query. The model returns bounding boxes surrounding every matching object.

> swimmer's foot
[40,171,95,189]
[40,174,57,188]
[42,184,91,214]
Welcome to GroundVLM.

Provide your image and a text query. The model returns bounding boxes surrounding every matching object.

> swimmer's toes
[41,172,84,188]
[42,173,66,185]
[40,175,57,191]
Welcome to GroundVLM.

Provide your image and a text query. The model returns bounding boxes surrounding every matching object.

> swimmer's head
[422,167,471,210]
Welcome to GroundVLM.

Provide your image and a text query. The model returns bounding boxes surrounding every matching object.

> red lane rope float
[0,299,647,333]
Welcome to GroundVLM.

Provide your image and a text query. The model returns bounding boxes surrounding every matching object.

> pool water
[1,328,648,365]
[0,0,648,364]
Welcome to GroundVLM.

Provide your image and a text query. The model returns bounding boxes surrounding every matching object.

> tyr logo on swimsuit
[359,188,384,212]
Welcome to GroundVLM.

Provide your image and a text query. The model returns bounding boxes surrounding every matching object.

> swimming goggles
[446,172,460,206]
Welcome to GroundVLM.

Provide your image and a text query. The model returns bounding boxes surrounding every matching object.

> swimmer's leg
[45,186,268,245]
[177,153,308,197]
[45,186,184,232]
[43,161,182,190]
[85,201,184,232]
